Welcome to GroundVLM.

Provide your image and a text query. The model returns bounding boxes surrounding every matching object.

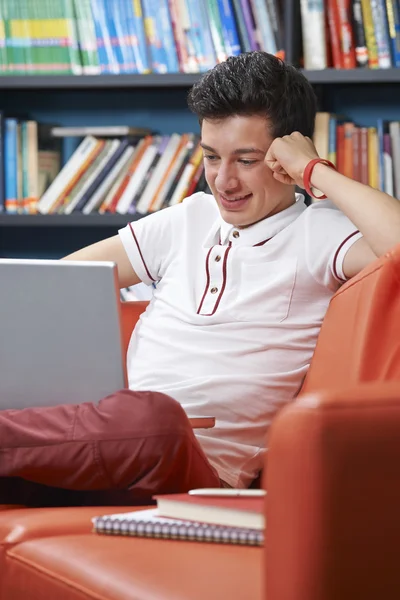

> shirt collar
[204,193,307,248]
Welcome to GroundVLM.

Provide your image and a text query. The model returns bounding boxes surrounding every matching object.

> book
[51,125,152,137]
[154,492,265,530]
[92,507,264,546]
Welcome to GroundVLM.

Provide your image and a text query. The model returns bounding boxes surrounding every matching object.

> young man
[1,52,399,506]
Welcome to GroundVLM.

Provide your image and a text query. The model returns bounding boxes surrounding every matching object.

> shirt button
[210,287,218,294]
[232,230,240,238]
[215,255,221,262]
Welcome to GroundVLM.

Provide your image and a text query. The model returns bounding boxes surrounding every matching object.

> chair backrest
[120,301,149,358]
[301,242,400,395]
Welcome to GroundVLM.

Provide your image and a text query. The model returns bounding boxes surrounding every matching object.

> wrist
[303,158,336,199]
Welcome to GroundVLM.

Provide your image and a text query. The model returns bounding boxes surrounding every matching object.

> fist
[264,132,320,188]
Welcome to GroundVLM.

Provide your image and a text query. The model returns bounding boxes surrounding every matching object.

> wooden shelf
[0,69,399,90]
[0,213,144,227]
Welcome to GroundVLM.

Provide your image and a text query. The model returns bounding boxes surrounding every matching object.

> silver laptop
[0,259,127,409]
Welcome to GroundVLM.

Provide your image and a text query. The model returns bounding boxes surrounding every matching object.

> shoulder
[303,199,342,218]
[299,198,356,231]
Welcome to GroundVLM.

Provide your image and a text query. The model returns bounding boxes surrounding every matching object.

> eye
[204,154,219,162]
[239,159,258,166]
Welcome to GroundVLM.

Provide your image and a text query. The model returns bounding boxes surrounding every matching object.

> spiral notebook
[92,508,264,546]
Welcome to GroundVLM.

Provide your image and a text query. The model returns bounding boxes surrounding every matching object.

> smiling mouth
[220,193,252,202]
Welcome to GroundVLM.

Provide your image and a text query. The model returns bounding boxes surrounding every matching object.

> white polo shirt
[119,192,361,488]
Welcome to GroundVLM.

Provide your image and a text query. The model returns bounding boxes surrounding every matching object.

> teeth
[225,194,249,202]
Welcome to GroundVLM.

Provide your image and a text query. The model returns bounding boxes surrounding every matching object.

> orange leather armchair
[0,245,400,599]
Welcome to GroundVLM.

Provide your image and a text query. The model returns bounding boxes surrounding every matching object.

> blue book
[74,138,138,212]
[4,118,18,214]
[90,0,117,73]
[123,0,150,73]
[217,0,242,55]
[328,115,337,166]
[106,0,125,73]
[141,0,179,73]
[115,0,138,73]
[0,112,5,212]
[231,0,252,52]
[388,0,400,66]
[186,0,217,71]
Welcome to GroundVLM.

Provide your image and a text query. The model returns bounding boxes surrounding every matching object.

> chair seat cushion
[4,533,263,600]
[0,506,135,555]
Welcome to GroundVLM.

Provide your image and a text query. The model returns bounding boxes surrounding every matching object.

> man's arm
[62,235,141,289]
[265,132,400,279]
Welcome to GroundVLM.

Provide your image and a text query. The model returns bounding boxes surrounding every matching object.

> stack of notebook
[92,489,266,547]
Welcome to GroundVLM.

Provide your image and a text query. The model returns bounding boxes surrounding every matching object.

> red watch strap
[303,158,336,199]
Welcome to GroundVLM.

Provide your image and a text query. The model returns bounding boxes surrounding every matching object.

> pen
[189,488,266,497]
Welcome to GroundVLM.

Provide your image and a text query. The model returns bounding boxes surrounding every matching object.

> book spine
[385,0,400,66]
[352,0,369,66]
[158,0,180,72]
[185,0,217,71]
[73,0,100,74]
[251,0,277,54]
[0,112,4,211]
[376,118,386,191]
[239,0,259,51]
[359,126,369,185]
[230,0,251,52]
[91,0,117,74]
[360,0,380,67]
[37,136,98,214]
[265,0,284,55]
[367,127,378,188]
[328,115,337,166]
[129,0,151,74]
[0,0,7,73]
[4,119,18,214]
[83,144,136,214]
[106,0,124,73]
[64,0,83,74]
[216,0,242,56]
[336,0,357,67]
[369,0,392,67]
[74,139,133,212]
[327,0,343,67]
[205,0,228,63]
[383,132,394,196]
[300,0,327,69]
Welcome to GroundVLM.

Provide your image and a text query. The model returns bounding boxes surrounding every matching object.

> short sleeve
[304,200,363,290]
[118,203,183,286]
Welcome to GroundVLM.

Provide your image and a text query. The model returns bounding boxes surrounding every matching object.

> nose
[215,163,239,193]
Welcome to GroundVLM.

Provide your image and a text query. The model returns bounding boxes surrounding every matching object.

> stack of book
[35,128,207,216]
[93,489,266,547]
[0,0,284,76]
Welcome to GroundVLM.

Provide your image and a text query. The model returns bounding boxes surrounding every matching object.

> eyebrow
[200,143,265,155]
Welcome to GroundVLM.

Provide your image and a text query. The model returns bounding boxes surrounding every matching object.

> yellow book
[360,0,379,68]
[367,128,378,189]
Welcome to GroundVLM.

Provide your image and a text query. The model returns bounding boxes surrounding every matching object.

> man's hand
[264,132,320,188]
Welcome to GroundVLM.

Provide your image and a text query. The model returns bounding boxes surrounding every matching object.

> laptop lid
[0,259,127,409]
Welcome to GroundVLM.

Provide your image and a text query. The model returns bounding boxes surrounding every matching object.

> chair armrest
[265,381,400,600]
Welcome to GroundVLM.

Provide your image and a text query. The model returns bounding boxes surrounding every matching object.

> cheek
[204,164,216,186]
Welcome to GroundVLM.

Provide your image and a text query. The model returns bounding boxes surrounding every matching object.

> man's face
[201,115,295,227]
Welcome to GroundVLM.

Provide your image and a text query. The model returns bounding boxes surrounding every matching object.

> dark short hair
[187,52,317,139]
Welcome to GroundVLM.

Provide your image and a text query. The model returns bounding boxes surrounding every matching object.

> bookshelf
[1,69,400,258]
[2,69,400,89]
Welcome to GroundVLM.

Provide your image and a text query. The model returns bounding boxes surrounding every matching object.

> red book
[154,492,265,530]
